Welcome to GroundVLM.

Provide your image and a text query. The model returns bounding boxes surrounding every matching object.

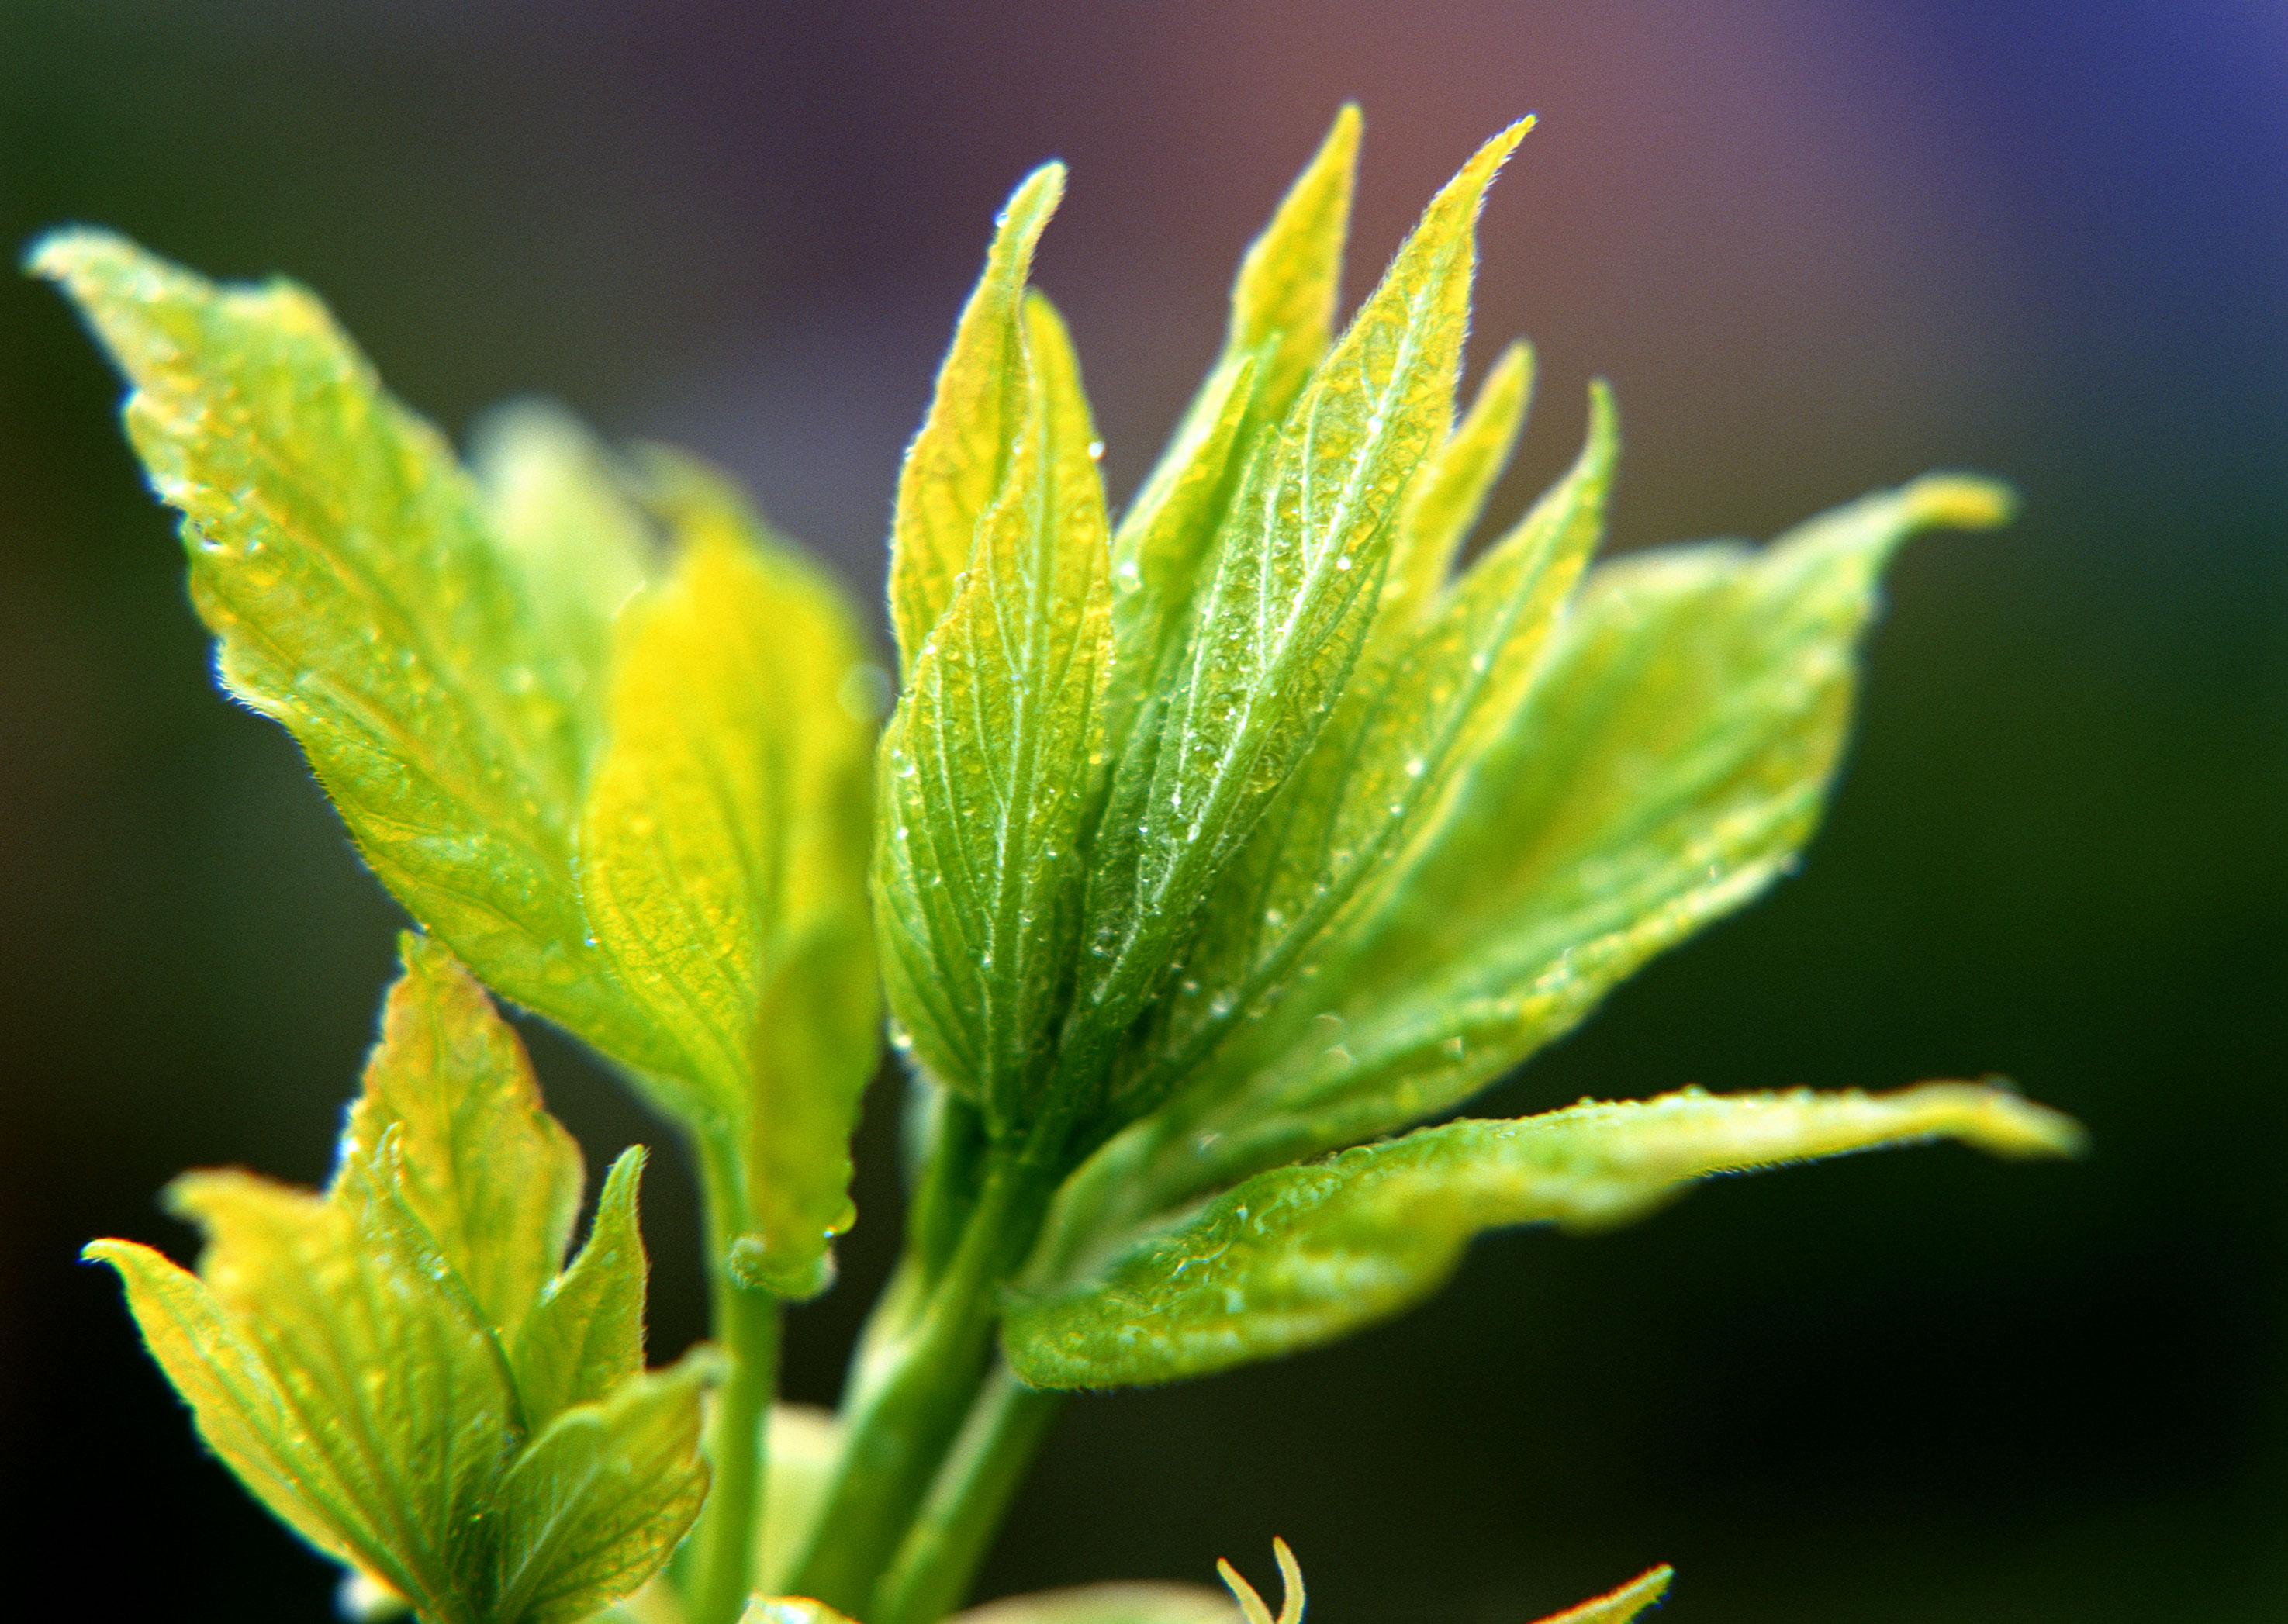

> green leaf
[27,229,677,1081]
[488,1351,718,1624]
[1377,337,1535,636]
[85,938,712,1622]
[1532,1567,1673,1624]
[578,454,880,1291]
[952,1586,1239,1624]
[342,931,585,1345]
[1060,122,1533,1119]
[1005,1082,2082,1388]
[876,290,1115,1132]
[470,399,655,748]
[1115,382,1617,1139]
[753,1404,845,1595]
[1108,107,1363,731]
[516,1148,649,1427]
[1104,473,2018,1211]
[890,163,1067,672]
[1218,104,1363,437]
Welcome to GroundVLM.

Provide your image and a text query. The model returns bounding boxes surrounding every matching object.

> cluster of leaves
[90,935,714,1624]
[41,103,2080,1624]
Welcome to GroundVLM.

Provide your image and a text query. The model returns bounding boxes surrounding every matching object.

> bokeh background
[2,2,2283,1619]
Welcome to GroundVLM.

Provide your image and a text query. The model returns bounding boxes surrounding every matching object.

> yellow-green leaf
[85,938,710,1622]
[1377,337,1535,634]
[1005,1083,2082,1388]
[890,163,1067,672]
[1122,474,2017,1205]
[516,1148,650,1427]
[342,931,584,1344]
[876,291,1115,1133]
[1533,1566,1673,1624]
[1063,122,1531,1116]
[489,1350,720,1624]
[578,455,879,1291]
[1117,383,1616,1140]
[1107,108,1362,730]
[28,230,676,1081]
[1222,104,1363,435]
[954,1586,1239,1624]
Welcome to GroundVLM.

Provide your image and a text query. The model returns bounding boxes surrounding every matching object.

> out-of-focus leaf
[1216,1539,1303,1624]
[1532,1566,1673,1624]
[742,1600,862,1624]
[877,292,1114,1132]
[952,1585,1239,1624]
[470,399,653,741]
[753,1404,845,1595]
[579,457,879,1291]
[28,230,678,1080]
[1377,339,1534,635]
[889,164,1066,671]
[1006,1082,2082,1387]
[1096,475,2017,1215]
[1063,122,1533,1117]
[85,937,710,1622]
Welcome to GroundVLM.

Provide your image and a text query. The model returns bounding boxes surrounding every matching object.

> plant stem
[869,1367,1066,1624]
[686,1127,783,1624]
[786,1152,1055,1617]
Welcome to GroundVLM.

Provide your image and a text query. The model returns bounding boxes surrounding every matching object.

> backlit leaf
[85,938,709,1622]
[876,291,1115,1132]
[1108,108,1362,731]
[29,230,676,1080]
[1533,1566,1673,1624]
[1061,122,1533,1121]
[1377,338,1535,635]
[890,164,1067,670]
[1104,475,2018,1211]
[1005,1083,2082,1387]
[578,455,880,1291]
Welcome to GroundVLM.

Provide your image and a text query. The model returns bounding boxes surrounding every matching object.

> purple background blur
[2,3,2284,1619]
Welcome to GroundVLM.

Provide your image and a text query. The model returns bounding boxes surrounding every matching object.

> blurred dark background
[2,2,2283,1619]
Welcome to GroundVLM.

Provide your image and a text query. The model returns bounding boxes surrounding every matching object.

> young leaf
[1109,475,2018,1211]
[1219,103,1363,436]
[578,454,880,1291]
[1377,338,1535,634]
[1218,1539,1303,1624]
[487,1352,718,1624]
[1533,1567,1673,1624]
[515,1148,650,1426]
[1116,383,1617,1132]
[27,230,676,1081]
[1061,121,1532,1118]
[471,399,655,747]
[876,291,1115,1132]
[1004,1082,2082,1388]
[85,937,710,1622]
[890,163,1067,671]
[342,931,585,1345]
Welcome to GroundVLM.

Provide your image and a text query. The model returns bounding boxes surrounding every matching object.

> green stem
[686,1128,783,1624]
[786,1152,1056,1617]
[871,1367,1066,1624]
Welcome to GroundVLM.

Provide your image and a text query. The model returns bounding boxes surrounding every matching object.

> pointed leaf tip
[1532,1564,1671,1624]
[1902,472,2017,531]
